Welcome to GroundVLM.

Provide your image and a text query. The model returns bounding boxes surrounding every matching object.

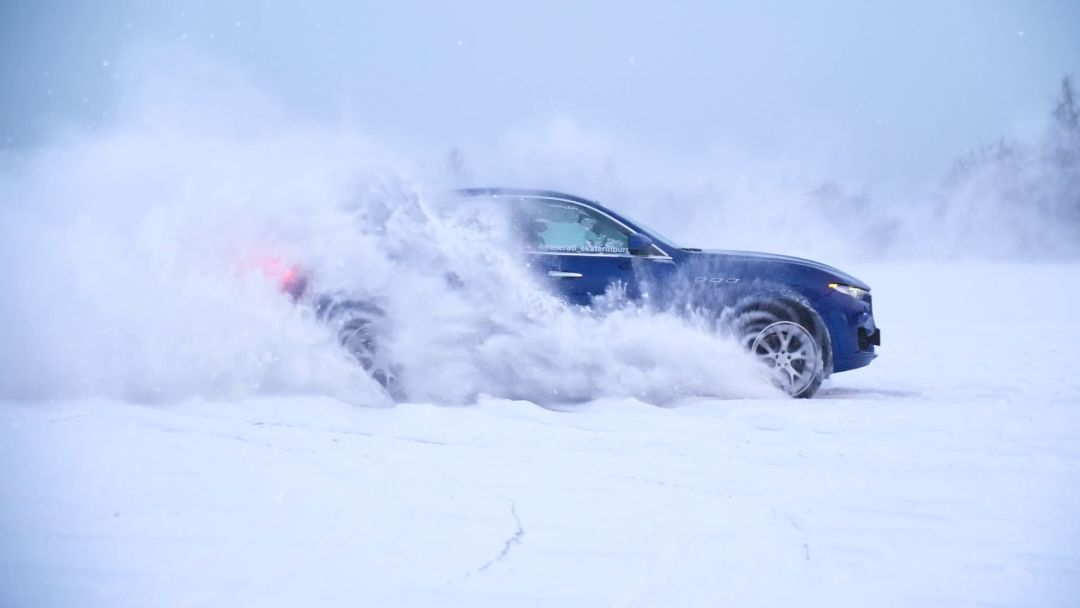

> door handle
[548,271,583,279]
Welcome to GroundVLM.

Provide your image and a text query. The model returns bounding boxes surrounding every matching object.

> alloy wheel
[750,321,820,396]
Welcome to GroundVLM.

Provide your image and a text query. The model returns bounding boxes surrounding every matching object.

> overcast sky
[2,0,1078,190]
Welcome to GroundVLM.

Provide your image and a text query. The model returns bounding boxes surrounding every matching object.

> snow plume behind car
[0,104,777,406]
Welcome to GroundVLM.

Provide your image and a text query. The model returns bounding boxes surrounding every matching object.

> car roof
[454,187,600,207]
[454,186,638,229]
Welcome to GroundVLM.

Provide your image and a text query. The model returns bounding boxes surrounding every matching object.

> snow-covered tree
[929,76,1080,259]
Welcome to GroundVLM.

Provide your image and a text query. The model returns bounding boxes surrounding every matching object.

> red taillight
[279,266,307,300]
[252,257,308,300]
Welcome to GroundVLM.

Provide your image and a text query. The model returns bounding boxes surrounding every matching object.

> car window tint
[518,198,630,254]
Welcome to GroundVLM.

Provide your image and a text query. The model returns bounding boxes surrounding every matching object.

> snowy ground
[2,262,1079,607]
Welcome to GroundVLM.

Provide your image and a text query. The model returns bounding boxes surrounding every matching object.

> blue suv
[320,187,880,399]
[461,188,879,397]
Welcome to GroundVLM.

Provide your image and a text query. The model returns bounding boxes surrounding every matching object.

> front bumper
[820,291,880,373]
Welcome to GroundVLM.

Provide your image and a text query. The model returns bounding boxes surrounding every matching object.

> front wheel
[748,320,824,398]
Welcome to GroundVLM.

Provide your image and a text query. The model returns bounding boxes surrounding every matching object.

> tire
[731,302,826,398]
[318,298,397,392]
[338,314,401,392]
[338,317,377,370]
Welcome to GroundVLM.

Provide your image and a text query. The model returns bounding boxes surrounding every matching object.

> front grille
[857,328,881,351]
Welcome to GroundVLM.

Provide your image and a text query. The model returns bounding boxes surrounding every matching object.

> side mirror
[627,233,654,256]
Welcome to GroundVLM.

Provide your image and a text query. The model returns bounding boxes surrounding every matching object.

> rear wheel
[318,298,398,392]
[338,318,377,370]
[337,316,397,392]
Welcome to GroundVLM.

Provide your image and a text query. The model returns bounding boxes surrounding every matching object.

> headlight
[828,282,869,300]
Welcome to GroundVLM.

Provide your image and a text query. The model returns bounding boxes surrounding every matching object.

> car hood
[697,249,871,290]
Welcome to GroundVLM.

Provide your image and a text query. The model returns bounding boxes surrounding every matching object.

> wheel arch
[725,291,834,377]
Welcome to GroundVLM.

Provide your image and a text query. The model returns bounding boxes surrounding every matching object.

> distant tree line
[937,77,1080,258]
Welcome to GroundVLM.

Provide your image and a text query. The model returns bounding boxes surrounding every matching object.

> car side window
[518,198,631,255]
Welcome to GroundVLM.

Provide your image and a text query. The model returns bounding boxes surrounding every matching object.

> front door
[516,196,643,306]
